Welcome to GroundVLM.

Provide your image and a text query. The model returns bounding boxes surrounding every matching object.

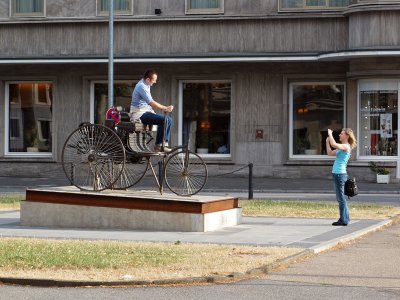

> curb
[310,215,399,253]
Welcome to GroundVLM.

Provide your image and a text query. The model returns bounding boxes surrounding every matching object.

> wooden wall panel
[135,0,184,16]
[0,18,348,57]
[0,0,8,18]
[234,72,285,164]
[349,11,400,48]
[47,0,96,18]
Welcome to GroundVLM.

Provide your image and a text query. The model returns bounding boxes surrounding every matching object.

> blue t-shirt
[131,79,154,109]
[332,146,351,174]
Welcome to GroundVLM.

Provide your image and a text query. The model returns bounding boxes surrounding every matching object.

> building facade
[1,0,400,180]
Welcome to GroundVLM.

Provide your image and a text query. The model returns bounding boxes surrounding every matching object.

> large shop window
[290,83,345,158]
[181,81,231,156]
[92,81,134,124]
[97,0,133,15]
[186,0,224,14]
[11,0,45,17]
[6,83,53,155]
[280,0,349,11]
[359,80,398,158]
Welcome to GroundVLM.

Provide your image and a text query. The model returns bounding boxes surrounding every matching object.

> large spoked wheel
[62,124,125,191]
[111,154,149,190]
[164,150,208,196]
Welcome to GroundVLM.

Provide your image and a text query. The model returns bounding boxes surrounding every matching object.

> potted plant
[368,162,390,184]
[24,127,40,152]
[296,137,310,154]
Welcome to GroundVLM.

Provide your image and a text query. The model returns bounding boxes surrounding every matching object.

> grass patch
[241,199,400,219]
[0,238,302,281]
[0,193,24,210]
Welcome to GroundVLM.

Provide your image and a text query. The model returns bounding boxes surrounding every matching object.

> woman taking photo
[326,128,357,226]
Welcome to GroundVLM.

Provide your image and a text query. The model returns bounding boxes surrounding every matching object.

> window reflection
[8,83,53,153]
[182,82,231,155]
[93,82,134,124]
[292,84,345,156]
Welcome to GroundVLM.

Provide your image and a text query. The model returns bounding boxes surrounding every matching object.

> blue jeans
[332,173,350,224]
[140,112,172,145]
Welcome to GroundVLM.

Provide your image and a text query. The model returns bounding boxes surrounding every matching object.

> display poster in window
[380,114,392,138]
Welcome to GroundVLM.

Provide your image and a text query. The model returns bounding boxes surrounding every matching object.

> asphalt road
[0,281,397,300]
[1,175,399,206]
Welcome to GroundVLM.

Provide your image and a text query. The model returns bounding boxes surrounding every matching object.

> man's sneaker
[154,145,172,153]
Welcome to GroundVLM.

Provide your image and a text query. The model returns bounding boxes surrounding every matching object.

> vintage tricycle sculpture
[61,109,208,196]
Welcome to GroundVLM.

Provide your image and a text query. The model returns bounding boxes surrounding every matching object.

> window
[11,0,45,17]
[289,83,345,158]
[97,0,133,15]
[358,80,398,158]
[280,0,349,10]
[180,81,231,156]
[5,82,53,155]
[186,0,224,14]
[92,81,134,124]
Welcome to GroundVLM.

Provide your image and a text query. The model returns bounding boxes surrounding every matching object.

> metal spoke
[62,124,125,191]
[164,151,208,196]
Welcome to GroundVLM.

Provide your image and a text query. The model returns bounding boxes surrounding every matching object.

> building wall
[1,1,400,180]
[348,11,400,49]
[0,0,281,19]
[0,17,348,58]
[0,61,353,176]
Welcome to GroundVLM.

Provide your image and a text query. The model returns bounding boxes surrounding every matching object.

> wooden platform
[21,187,242,232]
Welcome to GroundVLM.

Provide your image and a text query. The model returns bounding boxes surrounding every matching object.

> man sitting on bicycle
[130,70,174,153]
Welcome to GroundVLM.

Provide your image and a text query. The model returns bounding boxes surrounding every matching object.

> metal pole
[108,0,114,108]
[248,163,253,200]
[158,160,164,194]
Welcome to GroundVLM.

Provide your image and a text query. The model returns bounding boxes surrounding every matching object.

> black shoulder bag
[344,177,358,198]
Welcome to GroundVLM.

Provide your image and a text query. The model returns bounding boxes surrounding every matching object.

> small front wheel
[164,150,208,196]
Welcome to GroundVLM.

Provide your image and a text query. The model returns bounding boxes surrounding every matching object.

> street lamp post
[108,0,114,109]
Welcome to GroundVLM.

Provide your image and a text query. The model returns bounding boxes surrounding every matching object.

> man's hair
[143,69,157,80]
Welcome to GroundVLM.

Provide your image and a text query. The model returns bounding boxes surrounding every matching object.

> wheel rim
[62,124,125,191]
[164,151,208,196]
[111,155,149,190]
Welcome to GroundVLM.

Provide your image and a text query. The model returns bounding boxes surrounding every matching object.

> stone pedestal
[21,187,242,232]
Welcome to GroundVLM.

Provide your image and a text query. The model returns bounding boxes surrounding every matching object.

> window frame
[10,0,46,17]
[288,81,347,160]
[279,0,348,12]
[96,0,134,16]
[185,0,224,15]
[357,79,400,162]
[4,81,54,157]
[178,79,232,159]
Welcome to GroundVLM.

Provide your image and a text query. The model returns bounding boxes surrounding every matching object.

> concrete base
[21,187,242,232]
[21,202,242,232]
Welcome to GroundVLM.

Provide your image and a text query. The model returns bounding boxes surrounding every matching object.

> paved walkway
[0,210,393,254]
